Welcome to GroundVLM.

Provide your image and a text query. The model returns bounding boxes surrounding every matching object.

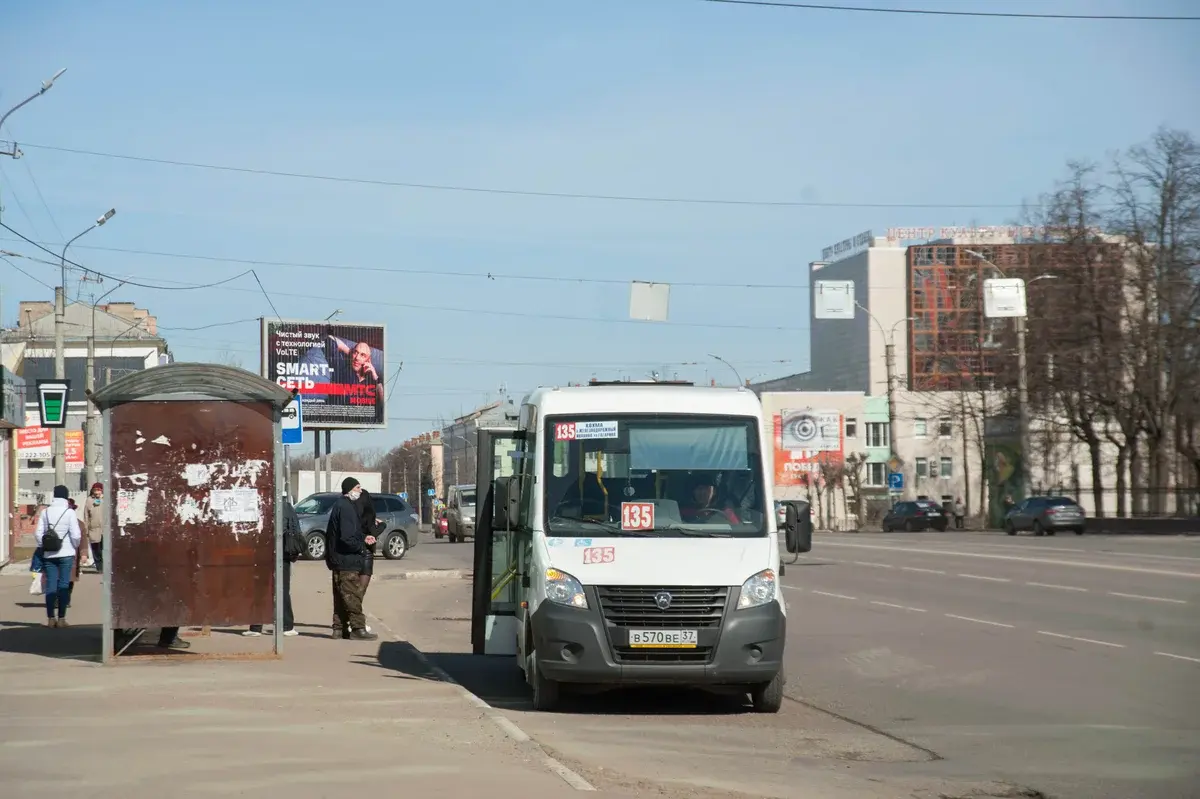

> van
[446,484,477,543]
[469,383,809,713]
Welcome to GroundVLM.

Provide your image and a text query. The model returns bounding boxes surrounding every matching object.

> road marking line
[945,614,1015,629]
[958,573,1011,583]
[900,566,946,575]
[811,590,858,601]
[1154,651,1200,664]
[870,600,927,612]
[1026,582,1088,592]
[1108,592,1187,604]
[853,561,894,568]
[818,541,1200,578]
[1037,631,1125,648]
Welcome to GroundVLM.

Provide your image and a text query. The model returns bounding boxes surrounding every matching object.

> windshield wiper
[547,516,653,536]
[653,524,733,538]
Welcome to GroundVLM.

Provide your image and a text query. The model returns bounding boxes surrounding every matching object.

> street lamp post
[85,280,125,485]
[707,354,743,386]
[54,209,116,486]
[855,303,914,475]
[0,68,67,158]
[963,249,1057,500]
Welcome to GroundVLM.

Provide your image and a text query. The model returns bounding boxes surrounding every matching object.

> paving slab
[0,560,630,798]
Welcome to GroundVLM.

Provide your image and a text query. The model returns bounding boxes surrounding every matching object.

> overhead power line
[702,0,1200,21]
[0,236,808,291]
[20,141,1026,210]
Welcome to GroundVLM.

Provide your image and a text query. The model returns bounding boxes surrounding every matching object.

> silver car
[295,492,421,560]
[1004,496,1086,536]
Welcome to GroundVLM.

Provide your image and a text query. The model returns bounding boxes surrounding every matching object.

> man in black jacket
[326,477,378,640]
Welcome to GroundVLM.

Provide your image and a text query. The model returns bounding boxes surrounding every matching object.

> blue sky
[2,0,1197,451]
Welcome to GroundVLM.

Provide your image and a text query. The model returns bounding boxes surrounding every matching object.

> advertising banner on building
[260,319,387,430]
[773,408,844,487]
[65,430,84,472]
[16,411,52,458]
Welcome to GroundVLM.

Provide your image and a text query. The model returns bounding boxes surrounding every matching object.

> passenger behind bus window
[680,474,740,524]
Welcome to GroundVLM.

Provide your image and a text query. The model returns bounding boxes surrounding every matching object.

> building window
[940,457,953,478]
[844,417,857,439]
[914,418,928,438]
[866,422,889,449]
[915,457,928,479]
[866,462,886,486]
[938,417,953,438]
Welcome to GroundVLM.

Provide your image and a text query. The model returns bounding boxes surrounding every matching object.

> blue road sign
[427,488,436,497]
[887,472,904,491]
[281,398,303,445]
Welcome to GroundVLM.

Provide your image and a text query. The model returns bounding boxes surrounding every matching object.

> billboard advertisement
[773,408,844,487]
[16,411,52,458]
[65,430,85,472]
[260,319,387,430]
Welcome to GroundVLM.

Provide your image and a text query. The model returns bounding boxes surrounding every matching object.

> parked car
[882,499,948,532]
[294,491,421,560]
[1004,496,1086,536]
[445,484,476,543]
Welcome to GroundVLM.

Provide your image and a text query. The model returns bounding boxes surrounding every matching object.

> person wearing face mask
[85,483,105,572]
[324,477,377,641]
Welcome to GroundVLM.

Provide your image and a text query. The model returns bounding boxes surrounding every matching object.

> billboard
[65,430,85,471]
[16,410,52,458]
[260,319,387,430]
[773,408,844,487]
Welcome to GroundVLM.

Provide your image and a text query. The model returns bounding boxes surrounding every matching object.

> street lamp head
[42,68,68,92]
[97,208,116,226]
[1029,274,1058,284]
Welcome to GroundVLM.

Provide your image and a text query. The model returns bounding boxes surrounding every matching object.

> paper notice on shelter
[210,489,261,524]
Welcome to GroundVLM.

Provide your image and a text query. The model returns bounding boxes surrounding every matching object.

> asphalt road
[782,532,1200,799]
[387,533,1200,798]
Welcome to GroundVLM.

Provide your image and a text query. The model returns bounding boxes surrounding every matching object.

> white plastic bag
[29,571,43,596]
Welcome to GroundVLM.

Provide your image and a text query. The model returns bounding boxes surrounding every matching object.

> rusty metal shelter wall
[109,400,276,629]
[91,362,292,662]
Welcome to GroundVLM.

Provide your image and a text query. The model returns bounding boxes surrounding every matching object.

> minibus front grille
[596,585,728,628]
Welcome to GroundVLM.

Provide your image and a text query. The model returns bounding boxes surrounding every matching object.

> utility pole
[55,210,115,486]
[84,279,121,487]
[884,341,898,463]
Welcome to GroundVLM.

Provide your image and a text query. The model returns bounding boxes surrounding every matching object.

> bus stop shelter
[88,364,295,663]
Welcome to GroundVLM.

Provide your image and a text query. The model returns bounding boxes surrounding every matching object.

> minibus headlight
[737,568,777,609]
[545,568,588,609]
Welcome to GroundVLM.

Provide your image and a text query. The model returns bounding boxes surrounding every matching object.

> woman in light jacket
[85,482,105,572]
[35,485,83,627]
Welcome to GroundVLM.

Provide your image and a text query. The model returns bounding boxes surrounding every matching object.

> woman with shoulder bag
[35,486,83,627]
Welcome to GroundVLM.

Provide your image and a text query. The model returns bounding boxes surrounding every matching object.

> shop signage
[820,230,873,262]
[0,367,26,429]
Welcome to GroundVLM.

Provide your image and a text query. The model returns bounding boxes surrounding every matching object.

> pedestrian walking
[953,497,966,529]
[34,486,82,627]
[245,492,302,637]
[85,482,105,572]
[326,478,377,641]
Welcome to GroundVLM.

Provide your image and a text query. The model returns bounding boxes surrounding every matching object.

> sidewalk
[0,560,615,798]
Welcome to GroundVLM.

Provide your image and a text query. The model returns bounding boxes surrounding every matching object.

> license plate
[628,629,698,648]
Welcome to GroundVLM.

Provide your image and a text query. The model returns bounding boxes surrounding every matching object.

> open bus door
[471,428,526,656]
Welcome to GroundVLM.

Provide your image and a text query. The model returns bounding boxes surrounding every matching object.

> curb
[381,569,470,581]
[0,560,33,577]
[366,611,596,792]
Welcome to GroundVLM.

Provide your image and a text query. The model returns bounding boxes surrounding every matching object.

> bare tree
[1108,127,1200,515]
[842,452,867,528]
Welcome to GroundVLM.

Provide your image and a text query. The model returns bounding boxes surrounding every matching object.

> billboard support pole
[324,429,332,493]
[313,429,321,491]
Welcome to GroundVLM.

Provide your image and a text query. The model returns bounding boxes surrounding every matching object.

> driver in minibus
[680,474,740,524]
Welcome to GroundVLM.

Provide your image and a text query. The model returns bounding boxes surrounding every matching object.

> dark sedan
[1004,496,1086,536]
[882,499,949,532]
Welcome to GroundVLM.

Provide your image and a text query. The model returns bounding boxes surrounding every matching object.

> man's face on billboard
[351,342,372,375]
